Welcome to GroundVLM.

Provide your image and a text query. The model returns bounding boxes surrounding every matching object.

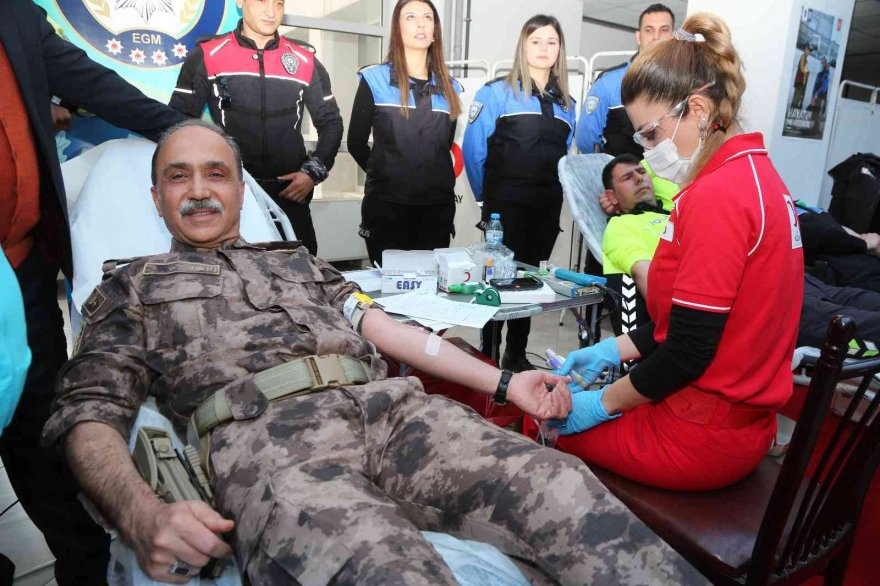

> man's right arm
[169,47,211,118]
[32,3,184,140]
[575,77,609,154]
[43,277,232,581]
[65,422,233,583]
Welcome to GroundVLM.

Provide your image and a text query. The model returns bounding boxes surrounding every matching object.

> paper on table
[376,290,499,328]
[345,268,382,292]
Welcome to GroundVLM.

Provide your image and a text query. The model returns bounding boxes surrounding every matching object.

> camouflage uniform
[43,239,706,586]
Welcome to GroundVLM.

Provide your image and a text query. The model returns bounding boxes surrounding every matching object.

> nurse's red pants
[551,390,777,491]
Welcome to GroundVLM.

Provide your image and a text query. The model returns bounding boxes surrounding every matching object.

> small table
[362,273,604,364]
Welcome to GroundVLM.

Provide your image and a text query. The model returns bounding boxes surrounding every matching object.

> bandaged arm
[359,307,572,420]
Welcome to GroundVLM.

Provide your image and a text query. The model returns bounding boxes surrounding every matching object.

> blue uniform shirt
[575,60,642,157]
[463,79,575,203]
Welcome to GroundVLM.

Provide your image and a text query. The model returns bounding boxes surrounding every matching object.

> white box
[380,250,438,294]
[435,248,478,292]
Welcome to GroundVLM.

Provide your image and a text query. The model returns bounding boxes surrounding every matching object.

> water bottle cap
[490,213,500,220]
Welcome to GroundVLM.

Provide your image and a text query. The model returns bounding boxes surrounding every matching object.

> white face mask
[643,110,702,186]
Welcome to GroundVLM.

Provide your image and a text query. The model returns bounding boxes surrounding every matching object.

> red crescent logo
[451,143,464,178]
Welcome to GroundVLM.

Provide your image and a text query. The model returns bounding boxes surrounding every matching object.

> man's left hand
[278,171,315,202]
[506,371,572,420]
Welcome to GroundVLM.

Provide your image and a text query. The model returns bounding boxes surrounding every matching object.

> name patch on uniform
[82,288,108,318]
[468,102,483,124]
[660,221,675,242]
[585,96,600,115]
[142,262,222,277]
[281,53,299,75]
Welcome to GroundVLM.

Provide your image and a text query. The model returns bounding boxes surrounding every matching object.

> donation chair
[63,139,536,586]
[590,316,880,585]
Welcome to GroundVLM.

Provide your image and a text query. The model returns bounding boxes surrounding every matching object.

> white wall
[465,0,583,67]
[687,0,855,204]
[580,21,636,61]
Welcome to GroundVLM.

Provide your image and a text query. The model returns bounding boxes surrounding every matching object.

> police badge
[281,53,299,75]
[468,102,483,124]
[585,96,600,115]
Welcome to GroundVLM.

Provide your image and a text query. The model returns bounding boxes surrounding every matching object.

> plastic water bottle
[486,213,504,248]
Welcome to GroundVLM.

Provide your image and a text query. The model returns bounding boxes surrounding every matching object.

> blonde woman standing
[463,15,576,371]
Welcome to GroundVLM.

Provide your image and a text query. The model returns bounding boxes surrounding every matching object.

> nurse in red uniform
[551,12,804,491]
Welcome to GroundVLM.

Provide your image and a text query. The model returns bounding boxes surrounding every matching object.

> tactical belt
[191,354,371,438]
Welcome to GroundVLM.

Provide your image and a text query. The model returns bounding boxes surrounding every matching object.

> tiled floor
[0,284,597,584]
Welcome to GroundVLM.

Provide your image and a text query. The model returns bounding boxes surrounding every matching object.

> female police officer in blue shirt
[463,14,576,371]
[348,0,462,266]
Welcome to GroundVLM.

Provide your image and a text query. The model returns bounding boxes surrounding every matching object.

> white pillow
[67,138,281,310]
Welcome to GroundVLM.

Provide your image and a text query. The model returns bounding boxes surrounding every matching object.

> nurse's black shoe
[501,351,536,373]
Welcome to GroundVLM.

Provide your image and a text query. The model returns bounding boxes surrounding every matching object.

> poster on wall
[783,6,843,140]
[35,0,240,162]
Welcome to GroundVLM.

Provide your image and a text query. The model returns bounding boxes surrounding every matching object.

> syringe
[545,348,589,389]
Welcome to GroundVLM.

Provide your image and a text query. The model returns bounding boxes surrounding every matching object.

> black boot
[501,350,536,373]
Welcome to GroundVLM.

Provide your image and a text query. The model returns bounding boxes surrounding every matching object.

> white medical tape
[425,333,442,356]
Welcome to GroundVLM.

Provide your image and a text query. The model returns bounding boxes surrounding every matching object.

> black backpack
[828,153,880,233]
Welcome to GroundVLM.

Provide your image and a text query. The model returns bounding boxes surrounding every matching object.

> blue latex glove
[0,251,30,436]
[556,337,620,387]
[549,386,619,436]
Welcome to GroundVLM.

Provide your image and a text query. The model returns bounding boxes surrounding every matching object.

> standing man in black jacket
[0,1,186,583]
[170,0,343,256]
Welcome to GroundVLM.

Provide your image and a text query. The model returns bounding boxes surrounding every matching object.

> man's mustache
[178,199,225,216]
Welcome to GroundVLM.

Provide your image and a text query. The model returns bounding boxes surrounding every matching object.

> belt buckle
[305,355,347,391]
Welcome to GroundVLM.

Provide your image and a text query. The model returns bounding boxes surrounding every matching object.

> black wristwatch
[492,369,514,405]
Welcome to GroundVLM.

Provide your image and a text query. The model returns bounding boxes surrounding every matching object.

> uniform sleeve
[311,256,362,312]
[302,57,343,182]
[602,218,660,275]
[33,5,185,141]
[565,99,577,151]
[168,47,211,118]
[671,186,753,313]
[575,77,608,154]
[347,77,374,172]
[41,276,151,447]
[462,84,502,202]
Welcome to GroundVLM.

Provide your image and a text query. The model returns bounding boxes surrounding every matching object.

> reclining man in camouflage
[42,120,704,585]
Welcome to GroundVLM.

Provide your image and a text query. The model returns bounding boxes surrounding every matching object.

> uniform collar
[629,200,670,215]
[234,19,280,51]
[693,133,768,181]
[170,237,249,253]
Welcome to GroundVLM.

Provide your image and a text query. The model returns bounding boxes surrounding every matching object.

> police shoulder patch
[586,95,600,115]
[468,102,483,124]
[281,52,299,75]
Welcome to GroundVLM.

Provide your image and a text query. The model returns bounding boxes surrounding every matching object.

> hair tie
[673,29,706,43]
[712,122,727,132]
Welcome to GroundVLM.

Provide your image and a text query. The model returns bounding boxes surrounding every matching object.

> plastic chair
[558,153,614,265]
[589,316,880,585]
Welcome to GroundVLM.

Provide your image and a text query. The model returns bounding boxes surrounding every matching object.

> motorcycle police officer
[170,0,342,256]
[575,3,674,157]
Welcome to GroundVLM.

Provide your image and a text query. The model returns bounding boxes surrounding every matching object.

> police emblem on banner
[281,53,299,75]
[55,0,226,68]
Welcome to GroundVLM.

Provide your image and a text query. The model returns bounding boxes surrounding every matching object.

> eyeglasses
[632,82,714,148]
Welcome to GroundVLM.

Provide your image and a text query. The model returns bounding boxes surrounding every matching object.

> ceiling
[580,0,688,30]
[580,0,880,92]
[844,0,880,91]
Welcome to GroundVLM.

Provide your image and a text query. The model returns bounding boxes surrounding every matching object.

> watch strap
[492,369,513,405]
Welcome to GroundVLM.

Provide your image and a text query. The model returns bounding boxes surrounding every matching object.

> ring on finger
[169,560,193,576]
